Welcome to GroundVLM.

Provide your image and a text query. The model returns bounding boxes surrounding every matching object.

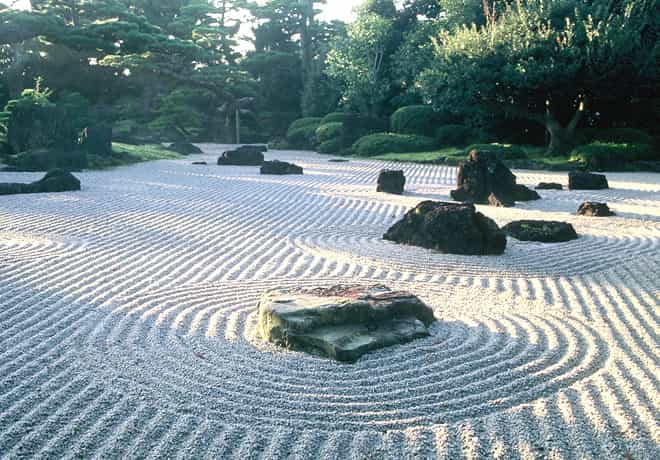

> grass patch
[367,147,463,163]
[88,143,182,169]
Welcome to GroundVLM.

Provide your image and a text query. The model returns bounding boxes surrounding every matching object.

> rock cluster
[384,201,507,255]
[568,171,609,190]
[377,169,405,194]
[260,160,303,175]
[0,169,81,195]
[257,284,436,362]
[502,220,578,243]
[451,150,540,207]
[577,202,615,217]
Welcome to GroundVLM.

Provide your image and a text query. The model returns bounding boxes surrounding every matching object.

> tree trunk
[544,100,585,157]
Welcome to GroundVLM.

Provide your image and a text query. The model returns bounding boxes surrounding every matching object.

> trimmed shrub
[435,124,475,147]
[464,143,527,160]
[390,105,437,136]
[317,138,342,154]
[570,142,657,170]
[287,117,322,133]
[315,122,344,143]
[352,133,438,157]
[12,149,88,171]
[579,127,655,146]
[321,112,353,125]
[341,114,388,148]
[286,117,322,149]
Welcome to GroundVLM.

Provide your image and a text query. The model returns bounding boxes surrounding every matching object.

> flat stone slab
[536,182,563,190]
[217,149,264,166]
[503,220,578,243]
[257,285,436,362]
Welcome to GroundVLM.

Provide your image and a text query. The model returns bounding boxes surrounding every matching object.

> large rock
[0,169,81,195]
[257,284,436,362]
[168,142,203,155]
[377,170,405,194]
[383,201,507,255]
[451,150,540,206]
[217,148,264,166]
[568,171,609,190]
[260,160,303,175]
[577,202,615,217]
[502,220,578,243]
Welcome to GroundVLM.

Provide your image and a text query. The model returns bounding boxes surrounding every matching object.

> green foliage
[87,143,182,169]
[315,122,344,143]
[286,118,322,149]
[352,132,438,156]
[464,143,528,160]
[390,105,436,136]
[341,113,388,147]
[570,142,657,170]
[317,138,342,154]
[435,124,476,147]
[579,128,656,146]
[321,112,352,125]
[12,149,87,172]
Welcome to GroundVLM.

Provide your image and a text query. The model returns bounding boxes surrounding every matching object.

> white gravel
[0,145,658,459]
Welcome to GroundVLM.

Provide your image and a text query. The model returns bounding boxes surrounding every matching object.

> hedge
[435,124,475,147]
[317,138,342,154]
[352,133,438,157]
[464,143,527,160]
[287,117,323,134]
[570,142,657,170]
[341,114,388,148]
[579,127,655,146]
[320,112,353,125]
[390,105,437,136]
[315,122,344,143]
[286,117,322,149]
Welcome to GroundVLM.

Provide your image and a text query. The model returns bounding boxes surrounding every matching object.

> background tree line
[0,0,658,166]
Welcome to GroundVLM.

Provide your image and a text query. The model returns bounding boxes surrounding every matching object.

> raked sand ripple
[0,146,658,459]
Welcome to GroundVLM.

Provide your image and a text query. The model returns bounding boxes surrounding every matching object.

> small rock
[536,182,563,190]
[257,284,436,362]
[568,171,609,190]
[383,201,507,255]
[502,220,578,243]
[328,159,349,163]
[260,160,303,175]
[192,161,207,165]
[577,202,615,217]
[377,170,405,194]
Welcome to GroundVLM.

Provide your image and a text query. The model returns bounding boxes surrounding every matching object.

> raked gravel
[0,145,658,459]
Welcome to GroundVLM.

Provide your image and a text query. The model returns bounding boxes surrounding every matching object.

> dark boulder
[328,158,349,163]
[192,161,208,165]
[260,160,303,175]
[503,220,578,243]
[568,171,609,190]
[82,125,112,156]
[536,182,563,190]
[0,169,81,195]
[451,149,540,206]
[217,148,264,166]
[384,201,507,255]
[168,142,203,155]
[377,170,405,194]
[577,202,615,217]
[257,284,436,362]
[488,192,514,207]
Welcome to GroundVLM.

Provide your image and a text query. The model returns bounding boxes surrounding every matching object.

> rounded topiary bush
[315,122,344,143]
[390,105,437,136]
[464,143,527,160]
[286,117,322,149]
[321,112,352,125]
[352,133,438,157]
[570,142,657,170]
[435,124,475,147]
[317,138,342,154]
[342,114,388,147]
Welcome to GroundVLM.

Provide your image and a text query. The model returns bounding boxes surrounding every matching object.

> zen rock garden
[0,169,81,195]
[257,284,436,362]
